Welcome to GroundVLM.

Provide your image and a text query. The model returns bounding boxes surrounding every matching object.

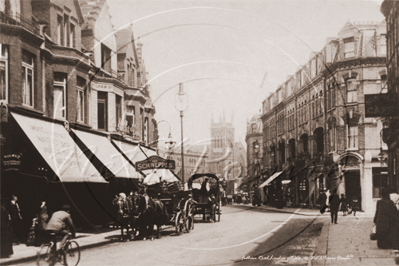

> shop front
[2,109,158,230]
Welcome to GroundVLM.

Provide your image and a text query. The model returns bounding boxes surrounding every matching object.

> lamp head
[165,133,176,150]
[175,83,188,111]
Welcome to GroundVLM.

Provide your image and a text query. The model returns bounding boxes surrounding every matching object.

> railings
[0,12,40,35]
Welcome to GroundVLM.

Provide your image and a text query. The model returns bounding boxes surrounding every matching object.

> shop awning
[112,140,178,181]
[258,171,284,188]
[72,129,139,179]
[11,112,106,183]
[143,169,180,185]
[112,140,157,166]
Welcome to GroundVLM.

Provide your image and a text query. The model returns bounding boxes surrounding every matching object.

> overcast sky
[107,0,384,149]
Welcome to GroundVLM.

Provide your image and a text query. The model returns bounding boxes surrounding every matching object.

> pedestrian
[112,193,131,241]
[373,188,398,249]
[329,189,340,224]
[1,200,13,258]
[388,190,399,264]
[208,194,217,222]
[340,194,348,216]
[318,190,327,214]
[352,196,359,216]
[36,199,49,245]
[9,194,23,244]
[325,189,331,212]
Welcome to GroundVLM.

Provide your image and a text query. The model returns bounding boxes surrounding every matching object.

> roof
[116,28,133,54]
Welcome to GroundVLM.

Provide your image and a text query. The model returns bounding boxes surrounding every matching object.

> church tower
[210,110,235,177]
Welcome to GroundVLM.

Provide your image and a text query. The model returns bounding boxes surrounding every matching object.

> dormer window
[344,37,355,58]
[101,44,112,73]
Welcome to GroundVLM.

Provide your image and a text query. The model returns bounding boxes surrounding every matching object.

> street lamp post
[157,120,176,152]
[175,83,188,184]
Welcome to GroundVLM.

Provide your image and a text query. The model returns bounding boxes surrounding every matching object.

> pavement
[0,226,122,266]
[311,211,398,266]
[1,205,398,266]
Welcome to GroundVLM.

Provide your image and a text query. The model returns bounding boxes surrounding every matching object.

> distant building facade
[261,21,387,213]
[245,114,264,194]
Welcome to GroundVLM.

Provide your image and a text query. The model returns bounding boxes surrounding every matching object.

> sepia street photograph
[1,0,399,265]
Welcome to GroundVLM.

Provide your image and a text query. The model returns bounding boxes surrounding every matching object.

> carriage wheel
[175,213,184,236]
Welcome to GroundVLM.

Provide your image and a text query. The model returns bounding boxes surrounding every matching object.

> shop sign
[136,155,175,171]
[92,83,112,91]
[365,93,398,117]
[3,154,21,171]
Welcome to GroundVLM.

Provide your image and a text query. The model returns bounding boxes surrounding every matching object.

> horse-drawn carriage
[189,173,222,222]
[112,169,195,241]
[146,180,195,236]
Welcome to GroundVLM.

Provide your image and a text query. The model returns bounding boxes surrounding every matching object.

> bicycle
[37,232,80,266]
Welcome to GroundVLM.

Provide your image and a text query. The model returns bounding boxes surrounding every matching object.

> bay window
[97,92,108,131]
[22,51,35,107]
[115,95,122,129]
[53,72,67,119]
[126,106,135,128]
[76,77,86,123]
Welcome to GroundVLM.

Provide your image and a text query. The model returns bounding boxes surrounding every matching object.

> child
[352,196,359,216]
[340,194,348,216]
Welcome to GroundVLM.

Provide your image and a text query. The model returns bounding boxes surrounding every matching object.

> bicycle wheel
[64,240,81,266]
[37,243,55,266]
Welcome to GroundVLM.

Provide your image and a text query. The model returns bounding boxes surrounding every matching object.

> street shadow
[225,205,320,217]
[233,216,323,265]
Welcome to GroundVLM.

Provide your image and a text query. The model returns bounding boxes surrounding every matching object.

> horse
[137,197,169,241]
[113,193,135,241]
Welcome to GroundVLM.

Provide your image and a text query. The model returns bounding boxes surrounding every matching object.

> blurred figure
[1,200,13,258]
[208,194,217,223]
[329,189,340,224]
[374,188,397,250]
[340,194,348,216]
[352,196,359,216]
[318,190,327,214]
[9,194,23,244]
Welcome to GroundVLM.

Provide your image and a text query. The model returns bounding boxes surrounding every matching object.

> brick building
[260,21,387,213]
[381,0,399,194]
[0,0,159,230]
[80,0,157,144]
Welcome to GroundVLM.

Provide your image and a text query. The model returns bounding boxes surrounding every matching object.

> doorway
[344,170,362,210]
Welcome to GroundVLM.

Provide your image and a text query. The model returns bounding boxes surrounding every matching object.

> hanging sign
[136,155,175,171]
[365,93,398,117]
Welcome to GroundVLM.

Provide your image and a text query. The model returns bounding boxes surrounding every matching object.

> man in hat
[46,205,76,250]
[329,189,340,224]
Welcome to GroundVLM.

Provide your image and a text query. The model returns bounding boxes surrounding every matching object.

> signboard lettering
[3,154,21,171]
[365,93,398,117]
[136,155,175,171]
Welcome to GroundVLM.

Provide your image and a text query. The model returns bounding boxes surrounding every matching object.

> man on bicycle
[45,205,76,250]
